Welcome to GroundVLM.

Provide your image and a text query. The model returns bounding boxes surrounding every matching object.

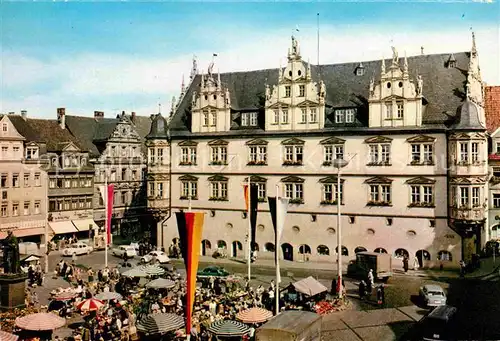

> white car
[62,242,93,257]
[112,245,137,258]
[141,251,170,264]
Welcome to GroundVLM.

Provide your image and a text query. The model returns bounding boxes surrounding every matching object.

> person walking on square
[403,256,409,273]
[367,269,374,296]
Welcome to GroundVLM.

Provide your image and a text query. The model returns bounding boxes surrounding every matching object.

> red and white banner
[98,184,114,245]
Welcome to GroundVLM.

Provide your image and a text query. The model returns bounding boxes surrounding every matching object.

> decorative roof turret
[403,52,409,77]
[146,113,169,139]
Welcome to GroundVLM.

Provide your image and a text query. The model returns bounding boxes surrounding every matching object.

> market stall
[255,311,322,341]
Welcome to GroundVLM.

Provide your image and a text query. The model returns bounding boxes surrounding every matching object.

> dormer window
[2,124,7,132]
[335,110,344,124]
[345,109,355,123]
[25,147,38,160]
[356,68,364,76]
[285,86,291,98]
[299,85,305,97]
[241,112,258,127]
[241,113,248,126]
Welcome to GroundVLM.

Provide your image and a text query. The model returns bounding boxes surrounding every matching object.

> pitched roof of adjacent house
[65,114,152,157]
[169,52,471,134]
[9,115,84,152]
[485,86,500,134]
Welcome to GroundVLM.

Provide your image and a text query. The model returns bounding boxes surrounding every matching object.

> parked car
[141,251,170,264]
[419,284,447,307]
[112,245,137,258]
[130,242,140,252]
[62,242,93,257]
[401,305,458,341]
[197,266,230,279]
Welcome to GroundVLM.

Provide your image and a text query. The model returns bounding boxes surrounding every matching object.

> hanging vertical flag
[176,212,205,338]
[98,184,114,244]
[268,196,289,283]
[244,183,259,250]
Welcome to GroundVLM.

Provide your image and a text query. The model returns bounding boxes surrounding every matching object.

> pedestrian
[367,269,374,296]
[359,280,366,300]
[403,256,409,273]
[376,284,385,306]
[459,260,466,277]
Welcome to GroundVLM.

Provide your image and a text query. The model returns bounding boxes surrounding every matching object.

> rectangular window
[34,201,40,214]
[148,183,155,197]
[459,142,468,162]
[12,174,19,187]
[369,185,379,202]
[323,184,333,202]
[423,186,433,204]
[285,146,293,162]
[210,109,217,126]
[258,146,267,162]
[381,185,391,203]
[471,142,479,163]
[411,185,420,203]
[189,147,197,164]
[295,146,303,163]
[203,110,209,126]
[1,146,8,157]
[86,197,92,208]
[460,187,469,207]
[411,144,421,162]
[381,144,391,164]
[121,169,127,181]
[423,144,433,163]
[285,184,293,199]
[496,143,500,154]
[1,205,7,217]
[190,182,198,199]
[149,148,156,164]
[64,179,71,188]
[157,183,164,198]
[23,202,29,215]
[369,145,378,164]
[34,173,41,186]
[1,174,7,188]
[210,146,227,164]
[310,108,317,123]
[57,178,63,188]
[472,187,480,207]
[2,124,7,132]
[121,191,128,205]
[257,183,266,200]
[335,110,344,124]
[301,109,307,123]
[72,178,78,188]
[49,179,55,188]
[295,183,303,200]
[72,199,78,210]
[273,110,279,124]
[182,182,189,197]
[369,184,391,204]
[345,109,355,123]
[335,145,344,160]
[26,147,38,160]
[249,112,258,126]
[285,86,291,97]
[249,146,257,162]
[210,182,228,199]
[12,203,19,216]
[181,147,189,163]
[299,85,305,97]
[282,110,288,124]
[157,148,164,165]
[396,102,404,118]
[324,146,333,163]
[211,182,219,198]
[23,174,30,187]
[241,113,248,126]
[121,146,127,157]
[283,183,303,202]
[385,103,393,119]
[493,193,500,208]
[13,146,19,156]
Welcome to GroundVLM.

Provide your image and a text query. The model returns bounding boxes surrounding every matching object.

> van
[402,305,458,341]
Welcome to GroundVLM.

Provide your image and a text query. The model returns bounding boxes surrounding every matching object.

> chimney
[94,111,104,120]
[131,111,136,123]
[21,110,27,120]
[421,46,424,55]
[57,108,66,129]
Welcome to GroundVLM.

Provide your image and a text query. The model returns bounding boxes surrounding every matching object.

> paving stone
[341,308,412,328]
[397,305,428,322]
[353,323,414,341]
[321,314,350,331]
[321,329,362,341]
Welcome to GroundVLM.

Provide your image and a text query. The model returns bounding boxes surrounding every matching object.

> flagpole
[104,178,108,268]
[247,178,252,282]
[275,184,280,315]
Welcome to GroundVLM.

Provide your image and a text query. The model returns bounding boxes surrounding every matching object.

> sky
[1,1,499,119]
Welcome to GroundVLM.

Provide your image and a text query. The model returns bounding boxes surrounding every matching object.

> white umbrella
[95,291,123,301]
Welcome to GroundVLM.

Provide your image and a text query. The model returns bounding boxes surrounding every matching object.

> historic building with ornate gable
[146,34,487,268]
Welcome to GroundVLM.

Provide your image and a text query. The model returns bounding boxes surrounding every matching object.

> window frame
[283,145,303,166]
[209,181,228,201]
[299,85,305,97]
[210,146,228,165]
[283,182,304,203]
[368,184,392,206]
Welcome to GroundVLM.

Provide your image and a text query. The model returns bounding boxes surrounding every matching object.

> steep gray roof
[169,52,471,134]
[65,114,152,157]
[451,99,484,130]
[146,114,169,139]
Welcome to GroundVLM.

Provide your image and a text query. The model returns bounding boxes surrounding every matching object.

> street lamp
[332,158,349,298]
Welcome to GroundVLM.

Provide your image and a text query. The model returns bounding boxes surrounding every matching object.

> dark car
[197,266,230,279]
[401,305,458,341]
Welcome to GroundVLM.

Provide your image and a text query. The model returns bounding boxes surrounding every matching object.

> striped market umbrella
[138,265,166,276]
[77,298,105,312]
[53,291,78,301]
[15,312,66,331]
[95,291,123,301]
[0,330,19,341]
[236,307,273,324]
[136,313,184,335]
[207,320,251,337]
[122,267,148,278]
[146,278,176,290]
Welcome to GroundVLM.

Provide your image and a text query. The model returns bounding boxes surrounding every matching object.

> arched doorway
[252,242,260,252]
[201,239,211,256]
[394,248,409,259]
[299,244,311,254]
[355,246,367,254]
[416,249,431,268]
[317,245,330,255]
[217,240,227,249]
[232,241,243,258]
[264,243,275,252]
[374,247,388,254]
[281,243,293,261]
[335,245,349,256]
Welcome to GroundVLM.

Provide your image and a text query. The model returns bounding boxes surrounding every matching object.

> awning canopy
[72,219,98,232]
[49,221,78,235]
[0,227,46,239]
[292,276,328,297]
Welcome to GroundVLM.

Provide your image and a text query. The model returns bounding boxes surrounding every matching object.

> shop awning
[72,219,99,232]
[49,221,78,235]
[0,227,46,239]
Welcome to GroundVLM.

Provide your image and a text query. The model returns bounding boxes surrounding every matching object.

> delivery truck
[347,251,393,282]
